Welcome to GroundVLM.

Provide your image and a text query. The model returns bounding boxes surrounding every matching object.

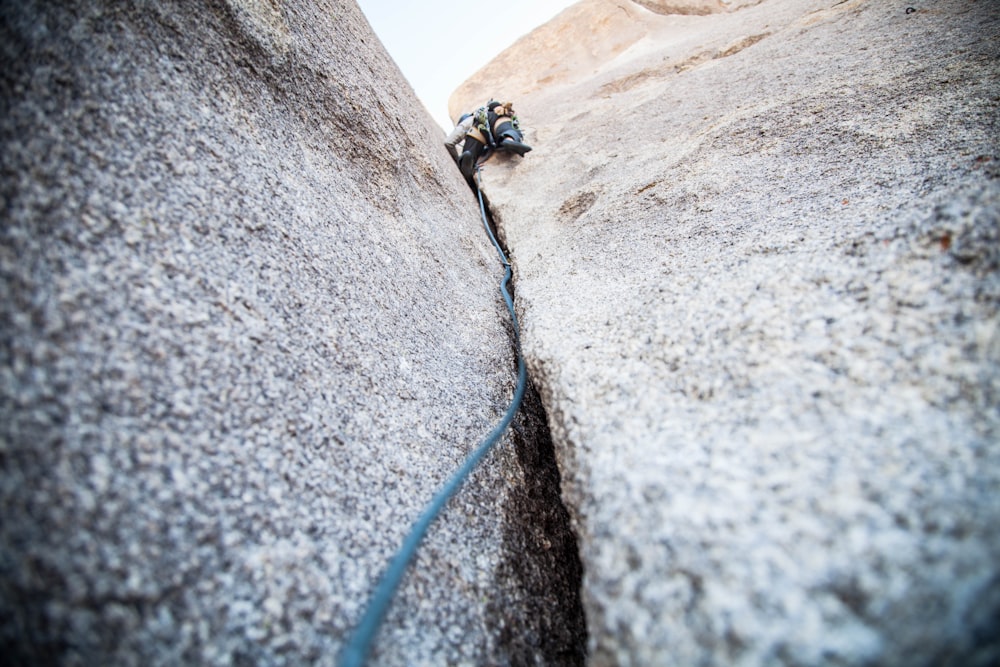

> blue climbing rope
[339,167,526,667]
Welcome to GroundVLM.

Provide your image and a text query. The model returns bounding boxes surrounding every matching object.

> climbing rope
[339,166,527,667]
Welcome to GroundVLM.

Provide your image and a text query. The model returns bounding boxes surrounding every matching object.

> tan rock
[450,0,655,121]
[632,0,726,14]
[635,0,764,14]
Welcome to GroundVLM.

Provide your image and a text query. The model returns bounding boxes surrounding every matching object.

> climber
[449,100,532,179]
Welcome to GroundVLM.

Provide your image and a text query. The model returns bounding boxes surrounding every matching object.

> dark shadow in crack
[489,377,588,665]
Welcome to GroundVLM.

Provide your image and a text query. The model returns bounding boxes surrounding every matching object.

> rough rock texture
[459,0,1000,665]
[0,1,585,665]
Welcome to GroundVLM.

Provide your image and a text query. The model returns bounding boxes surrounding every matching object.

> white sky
[355,0,578,131]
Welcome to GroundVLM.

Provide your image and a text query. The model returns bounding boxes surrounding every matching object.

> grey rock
[461,0,1000,664]
[1,1,583,665]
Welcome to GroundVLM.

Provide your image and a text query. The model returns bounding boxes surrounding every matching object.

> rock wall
[458,0,1000,664]
[448,0,764,122]
[0,1,584,665]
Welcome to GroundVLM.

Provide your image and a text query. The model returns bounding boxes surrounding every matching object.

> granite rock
[458,0,1000,664]
[0,1,584,665]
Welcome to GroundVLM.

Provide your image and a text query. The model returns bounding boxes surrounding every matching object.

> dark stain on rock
[715,33,771,59]
[558,191,598,222]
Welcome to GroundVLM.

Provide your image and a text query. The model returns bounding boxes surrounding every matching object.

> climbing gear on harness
[458,101,532,177]
[476,105,494,141]
[338,166,527,667]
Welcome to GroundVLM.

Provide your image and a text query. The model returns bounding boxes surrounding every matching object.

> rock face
[449,0,763,120]
[457,0,1000,665]
[0,1,584,665]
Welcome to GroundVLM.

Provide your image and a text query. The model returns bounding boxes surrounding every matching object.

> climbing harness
[339,166,527,667]
[460,101,530,178]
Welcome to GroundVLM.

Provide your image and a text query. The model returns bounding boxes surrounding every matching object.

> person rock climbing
[448,100,531,179]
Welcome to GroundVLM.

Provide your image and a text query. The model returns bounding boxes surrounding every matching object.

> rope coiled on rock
[339,167,526,667]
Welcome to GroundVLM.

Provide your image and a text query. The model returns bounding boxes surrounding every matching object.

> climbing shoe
[499,137,532,156]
